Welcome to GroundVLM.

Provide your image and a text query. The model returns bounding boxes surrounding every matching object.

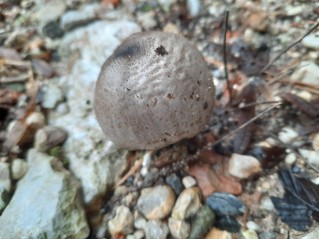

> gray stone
[166,173,184,195]
[41,83,64,109]
[0,149,89,239]
[0,163,11,213]
[172,187,202,220]
[108,205,134,235]
[136,12,157,30]
[32,0,66,24]
[168,217,190,239]
[145,220,169,239]
[187,0,201,17]
[291,61,319,86]
[189,205,215,239]
[137,185,176,220]
[302,34,319,50]
[11,158,29,180]
[34,125,67,152]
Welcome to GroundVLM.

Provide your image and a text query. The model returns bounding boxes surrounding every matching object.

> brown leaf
[0,89,20,105]
[188,163,242,197]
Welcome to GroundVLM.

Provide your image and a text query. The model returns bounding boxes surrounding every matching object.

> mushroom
[94,31,215,150]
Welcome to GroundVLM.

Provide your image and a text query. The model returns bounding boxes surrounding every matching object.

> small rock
[134,230,145,239]
[166,173,184,195]
[187,0,201,17]
[260,195,275,211]
[157,0,176,11]
[205,228,232,239]
[32,0,66,24]
[137,11,157,30]
[0,149,89,238]
[215,216,241,233]
[182,176,196,188]
[246,221,261,232]
[168,217,190,239]
[242,229,259,239]
[42,21,64,39]
[228,154,261,179]
[137,185,175,220]
[300,226,319,239]
[291,61,319,86]
[163,23,179,34]
[0,163,11,213]
[259,231,276,239]
[246,10,269,32]
[34,125,67,152]
[278,127,299,144]
[41,83,64,109]
[60,4,100,31]
[134,214,147,230]
[172,187,202,220]
[285,153,297,166]
[302,34,319,50]
[11,158,28,180]
[206,192,245,216]
[189,205,215,239]
[312,133,319,152]
[26,112,46,128]
[299,149,319,167]
[108,205,134,235]
[145,220,169,239]
[286,5,305,16]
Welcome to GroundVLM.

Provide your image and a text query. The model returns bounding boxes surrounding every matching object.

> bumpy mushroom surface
[94,31,215,150]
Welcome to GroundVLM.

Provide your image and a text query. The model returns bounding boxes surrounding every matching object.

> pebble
[189,205,215,239]
[134,230,145,239]
[136,11,157,30]
[26,112,46,128]
[259,231,276,239]
[108,205,134,235]
[300,226,319,239]
[187,0,201,17]
[260,195,275,211]
[32,0,66,24]
[157,0,177,11]
[163,23,179,34]
[278,127,299,144]
[41,83,64,109]
[42,21,64,39]
[144,220,169,239]
[34,126,67,152]
[0,149,89,239]
[228,153,261,179]
[291,61,319,86]
[205,228,232,239]
[285,152,297,166]
[215,216,241,233]
[31,59,54,78]
[60,4,100,31]
[172,187,202,220]
[0,163,11,212]
[302,33,319,50]
[168,217,190,239]
[206,192,245,216]
[137,185,176,220]
[299,149,319,167]
[182,176,197,188]
[11,158,29,180]
[134,214,147,230]
[242,229,259,239]
[246,221,261,232]
[166,173,184,195]
[312,133,319,152]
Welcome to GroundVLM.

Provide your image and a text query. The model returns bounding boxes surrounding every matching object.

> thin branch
[223,10,232,103]
[209,102,282,148]
[261,21,319,73]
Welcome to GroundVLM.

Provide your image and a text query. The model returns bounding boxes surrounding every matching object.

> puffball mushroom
[94,31,215,150]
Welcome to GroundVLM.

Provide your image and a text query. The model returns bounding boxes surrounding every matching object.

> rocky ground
[1,0,319,239]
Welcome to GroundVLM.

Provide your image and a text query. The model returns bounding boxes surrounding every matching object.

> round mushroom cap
[94,31,215,150]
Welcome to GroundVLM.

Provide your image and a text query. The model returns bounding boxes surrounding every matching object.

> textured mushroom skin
[94,31,215,150]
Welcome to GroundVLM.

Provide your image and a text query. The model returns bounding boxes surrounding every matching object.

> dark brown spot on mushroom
[167,93,174,100]
[153,97,158,106]
[155,45,168,56]
[203,102,208,109]
[190,92,194,99]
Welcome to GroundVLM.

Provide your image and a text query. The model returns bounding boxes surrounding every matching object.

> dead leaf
[188,163,242,197]
[31,59,54,78]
